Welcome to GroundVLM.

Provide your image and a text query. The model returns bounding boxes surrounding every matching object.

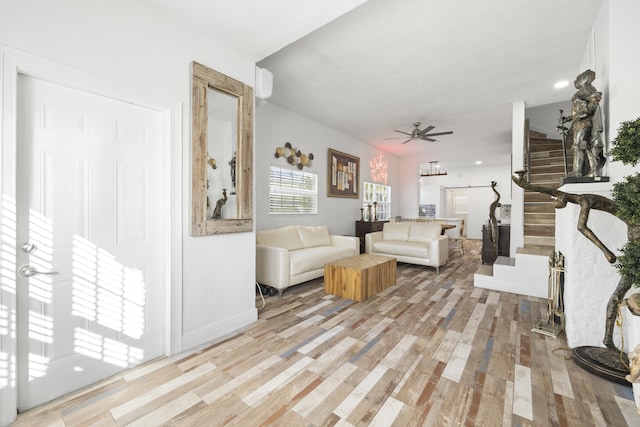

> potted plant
[608,117,640,387]
[610,117,640,298]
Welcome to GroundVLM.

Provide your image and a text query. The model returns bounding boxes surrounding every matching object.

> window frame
[363,181,391,220]
[269,165,318,215]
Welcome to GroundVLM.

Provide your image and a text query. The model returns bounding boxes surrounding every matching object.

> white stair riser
[473,253,549,299]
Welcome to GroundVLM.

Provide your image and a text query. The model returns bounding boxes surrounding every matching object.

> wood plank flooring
[14,240,639,426]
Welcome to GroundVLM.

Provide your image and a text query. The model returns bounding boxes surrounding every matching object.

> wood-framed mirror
[191,61,253,235]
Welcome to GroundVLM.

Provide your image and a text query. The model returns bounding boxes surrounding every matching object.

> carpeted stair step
[524,224,555,237]
[524,213,555,224]
[525,192,557,203]
[529,164,568,175]
[524,235,555,246]
[516,245,555,257]
[524,203,556,214]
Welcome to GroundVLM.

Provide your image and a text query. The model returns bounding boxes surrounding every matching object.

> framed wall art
[328,149,359,198]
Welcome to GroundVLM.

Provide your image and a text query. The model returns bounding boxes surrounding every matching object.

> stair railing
[556,109,571,175]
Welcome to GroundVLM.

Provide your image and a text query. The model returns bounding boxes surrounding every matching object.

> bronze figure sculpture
[212,188,228,219]
[565,70,606,178]
[488,181,501,260]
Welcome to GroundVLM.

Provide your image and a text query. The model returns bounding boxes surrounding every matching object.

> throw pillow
[296,225,332,248]
[382,222,410,241]
[256,226,304,250]
[408,223,441,243]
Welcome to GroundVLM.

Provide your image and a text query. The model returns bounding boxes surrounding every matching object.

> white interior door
[16,75,166,410]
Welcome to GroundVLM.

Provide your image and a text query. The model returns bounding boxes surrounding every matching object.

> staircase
[473,131,571,298]
[521,133,572,253]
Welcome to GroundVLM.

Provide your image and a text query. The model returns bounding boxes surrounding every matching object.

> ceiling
[145,0,604,171]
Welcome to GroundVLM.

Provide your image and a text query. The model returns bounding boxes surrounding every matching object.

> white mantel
[556,182,628,349]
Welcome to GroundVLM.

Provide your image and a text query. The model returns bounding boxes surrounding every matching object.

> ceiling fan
[385,122,453,144]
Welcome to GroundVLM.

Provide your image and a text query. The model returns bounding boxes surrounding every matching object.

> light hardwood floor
[14,240,639,426]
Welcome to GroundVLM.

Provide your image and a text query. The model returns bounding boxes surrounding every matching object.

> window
[269,166,318,214]
[363,181,391,220]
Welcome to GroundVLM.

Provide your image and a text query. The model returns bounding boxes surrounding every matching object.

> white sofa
[256,225,359,297]
[365,222,448,273]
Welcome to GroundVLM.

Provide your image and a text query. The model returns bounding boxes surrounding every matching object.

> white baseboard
[180,308,258,354]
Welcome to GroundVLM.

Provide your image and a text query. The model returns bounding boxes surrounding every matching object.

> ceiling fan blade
[384,136,412,140]
[421,137,437,142]
[422,131,453,137]
[401,138,413,144]
[418,125,434,136]
[393,130,412,136]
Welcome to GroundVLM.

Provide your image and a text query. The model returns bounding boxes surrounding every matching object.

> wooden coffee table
[324,254,397,302]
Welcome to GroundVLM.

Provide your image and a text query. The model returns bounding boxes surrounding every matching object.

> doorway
[15,75,167,410]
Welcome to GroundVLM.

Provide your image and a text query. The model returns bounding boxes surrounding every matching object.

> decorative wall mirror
[191,61,253,235]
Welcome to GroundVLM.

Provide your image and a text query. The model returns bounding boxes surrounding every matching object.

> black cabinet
[482,224,510,264]
[355,220,388,253]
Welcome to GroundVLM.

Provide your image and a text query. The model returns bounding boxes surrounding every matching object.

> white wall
[255,102,399,236]
[0,0,258,354]
[510,101,526,254]
[419,184,443,217]
[527,100,571,138]
[418,163,512,239]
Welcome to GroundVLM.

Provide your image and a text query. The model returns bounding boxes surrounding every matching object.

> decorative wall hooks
[275,142,313,169]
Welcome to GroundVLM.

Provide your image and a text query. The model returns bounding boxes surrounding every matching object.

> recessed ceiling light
[554,80,569,89]
[475,160,482,165]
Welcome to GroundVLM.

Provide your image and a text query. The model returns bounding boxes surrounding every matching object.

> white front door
[16,75,166,410]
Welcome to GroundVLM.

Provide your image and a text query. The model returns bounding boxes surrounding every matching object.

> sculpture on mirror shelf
[207,154,217,169]
[229,153,236,195]
[212,189,228,220]
[488,181,501,259]
[563,69,606,180]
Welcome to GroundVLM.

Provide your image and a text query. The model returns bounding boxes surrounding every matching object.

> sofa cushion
[372,240,430,258]
[408,223,441,243]
[382,222,410,241]
[289,246,355,276]
[296,225,332,248]
[256,226,304,250]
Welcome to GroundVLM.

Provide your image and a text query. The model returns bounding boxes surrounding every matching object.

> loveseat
[365,222,448,273]
[256,225,359,297]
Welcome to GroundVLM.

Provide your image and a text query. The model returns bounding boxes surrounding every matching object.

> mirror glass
[191,62,253,235]
[206,87,238,220]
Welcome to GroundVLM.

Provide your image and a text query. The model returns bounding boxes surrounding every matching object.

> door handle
[20,242,38,253]
[18,265,59,278]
